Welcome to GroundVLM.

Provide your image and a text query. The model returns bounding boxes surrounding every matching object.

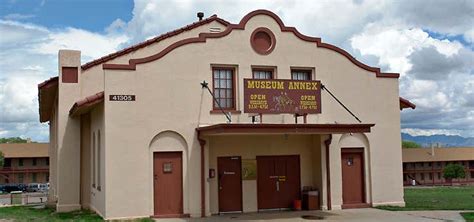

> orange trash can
[293,199,302,211]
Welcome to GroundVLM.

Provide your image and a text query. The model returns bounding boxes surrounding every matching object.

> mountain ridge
[402,133,474,147]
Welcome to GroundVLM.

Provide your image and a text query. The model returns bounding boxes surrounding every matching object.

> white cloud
[350,25,463,75]
[401,128,462,137]
[3,13,35,20]
[34,27,129,61]
[0,20,128,141]
[1,0,473,140]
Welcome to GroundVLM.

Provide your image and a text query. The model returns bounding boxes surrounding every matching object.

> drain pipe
[197,131,206,217]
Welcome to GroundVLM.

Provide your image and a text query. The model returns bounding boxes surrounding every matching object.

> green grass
[461,212,474,222]
[377,186,474,211]
[0,206,154,222]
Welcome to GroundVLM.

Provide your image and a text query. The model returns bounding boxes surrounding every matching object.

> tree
[402,140,421,148]
[443,163,466,185]
[0,137,29,143]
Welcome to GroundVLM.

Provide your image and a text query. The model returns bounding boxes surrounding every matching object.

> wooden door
[341,149,365,205]
[257,156,279,209]
[153,152,183,216]
[257,155,301,210]
[218,156,242,212]
[278,156,301,209]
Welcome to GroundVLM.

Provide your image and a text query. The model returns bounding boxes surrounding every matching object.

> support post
[324,135,332,210]
[198,136,206,217]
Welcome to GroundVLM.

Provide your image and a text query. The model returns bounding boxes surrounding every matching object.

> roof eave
[38,77,59,122]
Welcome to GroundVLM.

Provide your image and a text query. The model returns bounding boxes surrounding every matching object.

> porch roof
[196,123,375,136]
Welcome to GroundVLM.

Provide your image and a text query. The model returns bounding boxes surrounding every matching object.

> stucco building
[38,10,415,219]
[0,143,49,185]
[402,147,474,186]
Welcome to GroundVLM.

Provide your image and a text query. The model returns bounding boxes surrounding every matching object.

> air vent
[209,27,221,33]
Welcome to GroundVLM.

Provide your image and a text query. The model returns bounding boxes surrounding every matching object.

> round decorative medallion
[250,27,276,55]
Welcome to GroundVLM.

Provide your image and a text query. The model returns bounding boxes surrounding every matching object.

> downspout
[324,134,332,210]
[197,131,206,217]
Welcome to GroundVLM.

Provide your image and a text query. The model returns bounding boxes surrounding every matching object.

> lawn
[0,205,154,222]
[461,212,474,222]
[377,186,474,211]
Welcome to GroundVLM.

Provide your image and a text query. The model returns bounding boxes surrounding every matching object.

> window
[427,162,431,167]
[32,173,37,183]
[428,173,432,180]
[46,158,49,166]
[252,69,273,79]
[97,130,101,191]
[420,173,424,180]
[62,67,78,83]
[212,68,235,110]
[92,132,96,188]
[19,159,23,167]
[18,174,24,183]
[46,173,49,182]
[291,69,311,80]
[471,171,474,178]
[438,172,441,179]
[32,158,37,166]
[4,159,11,167]
[437,162,442,167]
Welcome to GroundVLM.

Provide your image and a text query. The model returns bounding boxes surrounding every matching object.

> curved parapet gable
[103,9,399,79]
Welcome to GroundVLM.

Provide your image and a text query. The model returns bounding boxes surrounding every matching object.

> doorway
[257,155,301,210]
[341,148,366,208]
[217,156,243,213]
[153,152,183,216]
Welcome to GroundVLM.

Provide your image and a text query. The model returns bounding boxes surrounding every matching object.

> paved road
[154,208,467,222]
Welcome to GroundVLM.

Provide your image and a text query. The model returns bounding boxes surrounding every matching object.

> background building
[0,143,49,184]
[402,147,474,185]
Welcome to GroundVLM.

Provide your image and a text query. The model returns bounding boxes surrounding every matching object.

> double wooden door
[257,155,301,210]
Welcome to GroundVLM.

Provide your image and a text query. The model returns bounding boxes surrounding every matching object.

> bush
[402,140,421,148]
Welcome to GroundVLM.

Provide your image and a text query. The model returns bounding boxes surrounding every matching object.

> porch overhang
[69,91,104,117]
[196,123,375,136]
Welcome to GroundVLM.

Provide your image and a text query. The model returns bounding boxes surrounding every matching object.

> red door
[341,149,365,206]
[257,155,301,210]
[218,156,243,212]
[153,152,183,216]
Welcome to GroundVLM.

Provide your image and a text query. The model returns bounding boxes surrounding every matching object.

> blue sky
[0,0,473,142]
[0,0,133,32]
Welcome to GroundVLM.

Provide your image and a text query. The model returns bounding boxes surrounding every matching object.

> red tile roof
[69,91,104,116]
[38,76,58,89]
[81,15,230,70]
[400,97,416,110]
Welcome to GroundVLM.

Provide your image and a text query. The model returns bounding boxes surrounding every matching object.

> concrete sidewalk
[155,208,466,221]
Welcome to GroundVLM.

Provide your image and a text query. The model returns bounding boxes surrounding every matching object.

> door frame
[256,155,301,211]
[340,148,369,209]
[152,151,186,218]
[217,156,243,213]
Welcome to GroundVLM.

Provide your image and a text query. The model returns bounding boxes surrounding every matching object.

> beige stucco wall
[47,96,58,205]
[96,13,404,218]
[55,50,82,212]
[49,11,405,219]
[88,104,106,217]
[207,134,322,214]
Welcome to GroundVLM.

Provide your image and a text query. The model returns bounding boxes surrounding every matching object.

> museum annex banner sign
[243,79,322,114]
